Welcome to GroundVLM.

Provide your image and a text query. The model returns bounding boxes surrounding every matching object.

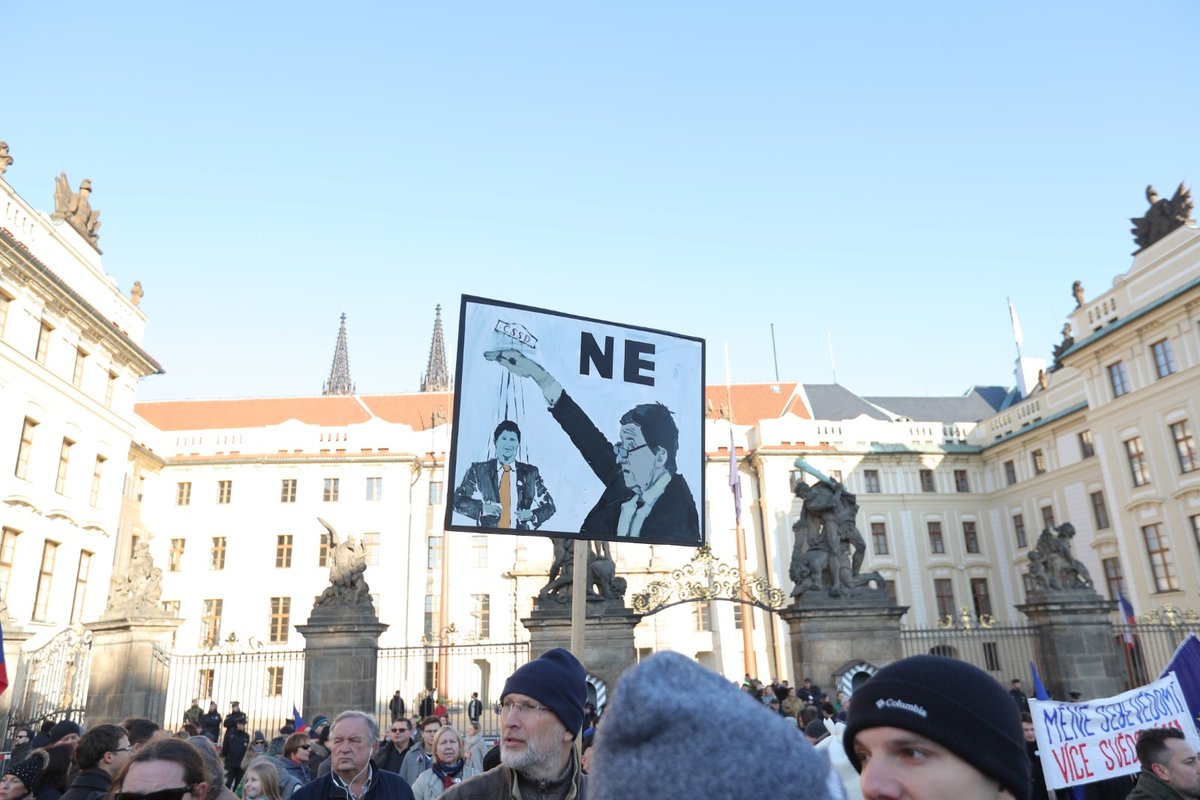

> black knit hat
[6,749,48,793]
[843,655,1030,800]
[48,721,82,743]
[501,648,586,737]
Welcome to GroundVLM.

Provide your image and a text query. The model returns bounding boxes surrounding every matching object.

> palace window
[954,469,970,493]
[0,527,19,604]
[318,533,330,567]
[1013,513,1027,549]
[366,477,383,502]
[1102,558,1126,601]
[1091,491,1110,530]
[970,578,993,618]
[919,469,935,492]
[1078,430,1095,458]
[1004,460,1017,486]
[70,550,92,624]
[35,320,52,364]
[1041,506,1056,530]
[933,578,955,619]
[32,540,58,622]
[55,438,74,494]
[1031,449,1046,476]
[105,371,117,408]
[169,538,185,572]
[472,535,488,568]
[1170,420,1197,473]
[871,522,889,555]
[428,480,443,506]
[1109,361,1131,398]
[72,348,87,388]
[323,478,339,502]
[1142,524,1180,593]
[267,667,284,697]
[198,669,214,700]
[927,521,945,554]
[1125,436,1151,487]
[217,480,232,504]
[362,532,379,566]
[472,594,491,639]
[694,601,712,631]
[269,597,291,644]
[14,418,37,480]
[176,481,191,506]
[201,599,223,647]
[281,479,297,503]
[863,470,881,493]
[428,535,442,569]
[210,537,226,570]
[90,455,106,507]
[276,534,293,568]
[963,521,980,554]
[1152,339,1178,378]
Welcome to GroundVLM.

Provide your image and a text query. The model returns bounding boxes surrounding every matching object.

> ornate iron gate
[4,625,93,744]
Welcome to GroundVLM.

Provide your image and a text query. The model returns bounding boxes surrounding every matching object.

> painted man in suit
[453,420,556,530]
[485,349,700,545]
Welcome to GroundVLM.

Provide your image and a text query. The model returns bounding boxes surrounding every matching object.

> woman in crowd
[280,734,310,788]
[0,751,47,800]
[241,761,283,800]
[33,743,74,800]
[411,726,477,800]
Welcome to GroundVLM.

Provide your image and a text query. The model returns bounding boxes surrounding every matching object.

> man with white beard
[442,649,587,800]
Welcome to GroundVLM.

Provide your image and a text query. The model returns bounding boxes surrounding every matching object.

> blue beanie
[502,648,586,737]
[843,655,1030,800]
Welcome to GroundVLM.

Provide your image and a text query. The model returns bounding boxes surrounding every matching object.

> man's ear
[193,782,209,800]
[652,446,668,468]
[1151,762,1171,781]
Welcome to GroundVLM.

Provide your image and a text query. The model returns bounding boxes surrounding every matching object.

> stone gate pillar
[521,596,638,695]
[296,604,388,721]
[84,615,183,724]
[779,593,909,690]
[1018,590,1123,700]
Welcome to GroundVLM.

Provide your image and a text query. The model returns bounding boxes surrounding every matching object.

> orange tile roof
[704,383,809,423]
[137,385,802,432]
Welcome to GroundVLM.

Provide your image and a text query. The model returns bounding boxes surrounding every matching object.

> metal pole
[735,521,757,679]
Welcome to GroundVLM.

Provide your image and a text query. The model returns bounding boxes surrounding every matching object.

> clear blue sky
[6,2,1198,402]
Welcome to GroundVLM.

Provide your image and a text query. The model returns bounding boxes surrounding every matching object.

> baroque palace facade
[4,149,1200,703]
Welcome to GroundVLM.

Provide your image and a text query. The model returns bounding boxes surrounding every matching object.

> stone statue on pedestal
[1131,183,1194,253]
[789,460,882,598]
[538,539,626,603]
[1027,523,1093,592]
[104,542,168,618]
[0,142,12,176]
[314,518,372,610]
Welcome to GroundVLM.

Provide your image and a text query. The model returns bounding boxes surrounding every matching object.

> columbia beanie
[590,652,834,800]
[842,655,1030,800]
[501,648,586,737]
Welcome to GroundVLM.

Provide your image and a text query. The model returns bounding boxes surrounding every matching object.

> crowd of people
[4,652,1198,800]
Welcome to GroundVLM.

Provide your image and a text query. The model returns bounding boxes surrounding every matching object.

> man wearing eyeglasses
[452,420,556,531]
[292,711,414,800]
[486,349,700,545]
[372,719,414,774]
[398,717,440,785]
[442,647,587,800]
[112,738,210,800]
[9,728,33,766]
[61,724,133,800]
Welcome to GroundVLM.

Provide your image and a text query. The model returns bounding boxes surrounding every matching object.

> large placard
[1030,673,1200,790]
[445,295,705,547]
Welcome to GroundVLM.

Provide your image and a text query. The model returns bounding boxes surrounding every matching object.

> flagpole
[725,343,757,680]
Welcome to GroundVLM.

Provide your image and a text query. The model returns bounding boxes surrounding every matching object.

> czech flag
[1119,591,1137,650]
[0,619,8,696]
[293,705,308,733]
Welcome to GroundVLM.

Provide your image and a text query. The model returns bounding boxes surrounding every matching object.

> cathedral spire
[420,304,450,392]
[322,313,355,396]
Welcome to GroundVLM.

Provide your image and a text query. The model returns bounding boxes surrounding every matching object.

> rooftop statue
[52,172,103,252]
[1131,183,1194,253]
[0,142,12,176]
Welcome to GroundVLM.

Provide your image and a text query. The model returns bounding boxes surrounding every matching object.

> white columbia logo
[876,698,928,717]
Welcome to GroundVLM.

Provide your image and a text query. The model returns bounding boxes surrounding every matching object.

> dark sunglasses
[299,744,311,750]
[115,785,195,800]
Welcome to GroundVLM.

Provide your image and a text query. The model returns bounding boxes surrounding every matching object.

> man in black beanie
[443,647,587,800]
[843,655,1031,800]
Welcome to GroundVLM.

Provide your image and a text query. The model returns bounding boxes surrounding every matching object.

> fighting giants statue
[314,517,373,610]
[1027,522,1094,592]
[104,542,168,618]
[789,459,882,598]
[539,538,627,604]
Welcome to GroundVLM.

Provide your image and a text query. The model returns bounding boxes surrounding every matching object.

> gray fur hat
[590,652,835,800]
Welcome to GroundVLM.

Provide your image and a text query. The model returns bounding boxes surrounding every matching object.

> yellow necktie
[499,465,512,528]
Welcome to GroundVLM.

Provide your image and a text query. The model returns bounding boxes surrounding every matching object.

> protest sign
[445,295,705,547]
[1031,673,1200,790]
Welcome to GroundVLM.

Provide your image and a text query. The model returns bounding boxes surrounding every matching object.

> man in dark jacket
[389,693,405,722]
[373,719,416,774]
[467,694,483,726]
[1128,727,1200,800]
[60,724,132,800]
[292,712,413,800]
[223,702,248,746]
[222,719,250,789]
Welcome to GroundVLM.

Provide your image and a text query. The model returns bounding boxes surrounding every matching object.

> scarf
[432,759,465,789]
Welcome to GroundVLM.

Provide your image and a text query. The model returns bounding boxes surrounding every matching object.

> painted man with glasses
[487,349,700,545]
[112,738,211,800]
[443,648,588,800]
[293,711,414,800]
[61,724,133,800]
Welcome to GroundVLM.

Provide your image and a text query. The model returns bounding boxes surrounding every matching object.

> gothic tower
[420,305,450,392]
[322,313,355,395]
